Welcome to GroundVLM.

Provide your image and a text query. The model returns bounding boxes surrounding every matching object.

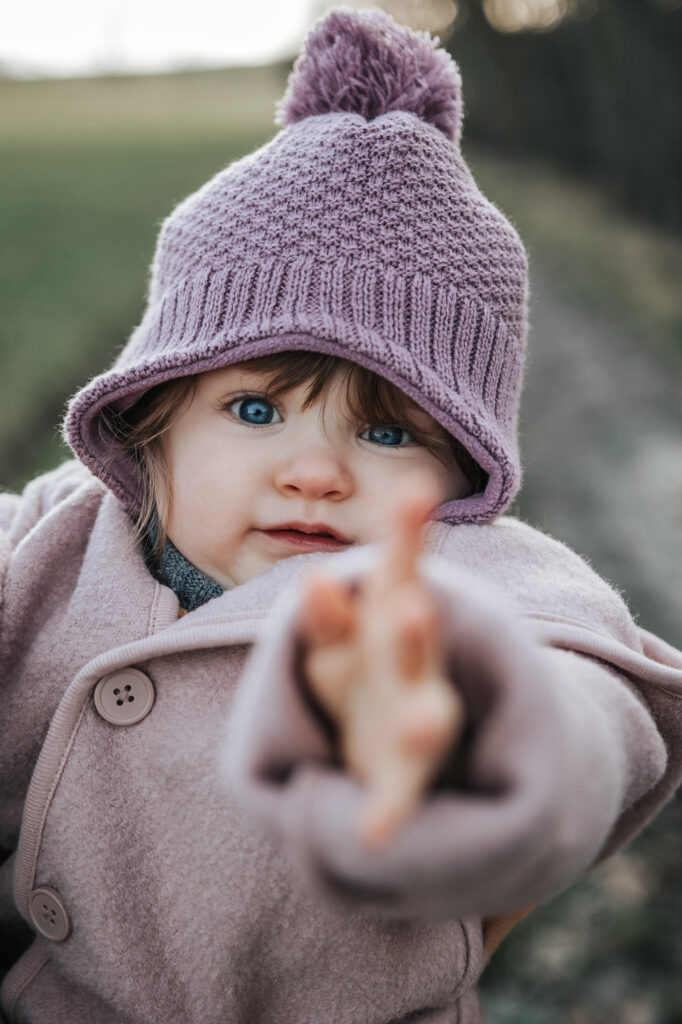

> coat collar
[91,489,454,637]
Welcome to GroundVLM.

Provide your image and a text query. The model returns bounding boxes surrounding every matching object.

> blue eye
[230,396,282,426]
[360,426,415,447]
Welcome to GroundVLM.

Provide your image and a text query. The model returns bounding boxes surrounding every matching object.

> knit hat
[64,5,529,525]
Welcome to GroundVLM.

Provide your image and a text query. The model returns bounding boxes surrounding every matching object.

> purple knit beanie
[63,5,529,525]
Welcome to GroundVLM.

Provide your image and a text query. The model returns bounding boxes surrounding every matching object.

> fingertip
[300,574,334,637]
[305,573,346,608]
[302,571,331,606]
[300,572,355,644]
[390,477,444,563]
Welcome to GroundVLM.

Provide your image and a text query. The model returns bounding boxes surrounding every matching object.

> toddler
[2,8,681,1024]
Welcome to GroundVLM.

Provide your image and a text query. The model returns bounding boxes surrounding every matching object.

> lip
[258,521,352,552]
[263,521,351,542]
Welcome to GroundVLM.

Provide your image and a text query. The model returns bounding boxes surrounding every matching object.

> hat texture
[64,5,529,524]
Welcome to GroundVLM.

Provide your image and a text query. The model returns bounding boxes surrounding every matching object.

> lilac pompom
[275,6,462,143]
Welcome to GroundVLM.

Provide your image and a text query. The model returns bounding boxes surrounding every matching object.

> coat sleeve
[0,459,94,544]
[0,458,100,833]
[222,543,681,922]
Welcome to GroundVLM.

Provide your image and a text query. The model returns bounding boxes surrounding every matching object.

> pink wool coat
[1,459,681,1024]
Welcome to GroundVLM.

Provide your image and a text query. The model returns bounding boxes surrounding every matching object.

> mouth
[259,521,352,552]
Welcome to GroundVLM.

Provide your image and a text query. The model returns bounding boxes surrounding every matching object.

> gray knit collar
[144,517,223,613]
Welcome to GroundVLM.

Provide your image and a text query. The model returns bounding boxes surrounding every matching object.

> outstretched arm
[299,484,538,956]
[224,487,673,922]
[298,476,465,848]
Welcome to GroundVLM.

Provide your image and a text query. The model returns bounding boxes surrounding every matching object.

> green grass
[0,67,283,490]
[1,135,273,484]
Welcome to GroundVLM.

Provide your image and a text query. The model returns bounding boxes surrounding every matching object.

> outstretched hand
[298,475,465,849]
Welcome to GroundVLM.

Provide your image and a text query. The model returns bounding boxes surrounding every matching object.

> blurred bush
[448,0,682,232]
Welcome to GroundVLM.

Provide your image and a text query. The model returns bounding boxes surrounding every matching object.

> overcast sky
[1,0,318,78]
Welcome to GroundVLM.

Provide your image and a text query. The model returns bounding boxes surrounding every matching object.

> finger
[356,692,464,849]
[396,682,466,756]
[304,644,355,722]
[298,574,356,647]
[395,584,439,682]
[356,763,425,849]
[356,787,414,848]
[398,710,455,757]
[361,472,442,622]
[382,472,444,589]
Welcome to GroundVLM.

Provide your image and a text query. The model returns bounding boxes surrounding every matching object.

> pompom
[275,6,462,143]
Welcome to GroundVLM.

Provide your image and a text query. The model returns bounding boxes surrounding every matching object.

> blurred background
[1,1,681,1020]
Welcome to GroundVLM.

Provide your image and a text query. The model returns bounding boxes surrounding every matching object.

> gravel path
[514,262,682,650]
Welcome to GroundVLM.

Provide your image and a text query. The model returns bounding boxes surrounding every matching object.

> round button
[94,668,155,726]
[29,887,71,942]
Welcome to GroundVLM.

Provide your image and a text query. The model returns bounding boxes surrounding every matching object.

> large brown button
[94,668,155,726]
[29,887,71,942]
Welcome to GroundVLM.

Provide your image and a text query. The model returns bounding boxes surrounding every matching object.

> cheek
[404,444,470,502]
[164,432,238,529]
[169,427,242,491]
[349,461,410,538]
[172,430,279,538]
[433,457,470,502]
[352,451,466,537]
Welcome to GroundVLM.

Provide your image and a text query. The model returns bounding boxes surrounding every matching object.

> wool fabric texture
[4,461,682,1024]
[63,6,529,525]
[145,530,223,612]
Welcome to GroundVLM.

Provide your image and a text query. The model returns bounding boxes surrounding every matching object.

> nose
[274,447,354,502]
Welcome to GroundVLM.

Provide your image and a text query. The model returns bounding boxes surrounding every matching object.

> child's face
[161,364,468,588]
